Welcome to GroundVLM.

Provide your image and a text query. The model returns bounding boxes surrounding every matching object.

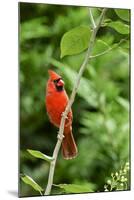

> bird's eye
[53,78,61,84]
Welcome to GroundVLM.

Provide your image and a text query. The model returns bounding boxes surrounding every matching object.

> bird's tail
[62,128,78,160]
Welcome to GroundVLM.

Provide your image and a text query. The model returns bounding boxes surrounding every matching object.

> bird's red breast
[45,70,78,159]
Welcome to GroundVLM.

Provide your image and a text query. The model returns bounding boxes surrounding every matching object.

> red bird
[46,70,78,159]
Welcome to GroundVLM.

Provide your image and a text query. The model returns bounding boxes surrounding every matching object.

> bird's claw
[61,112,68,119]
[57,133,64,141]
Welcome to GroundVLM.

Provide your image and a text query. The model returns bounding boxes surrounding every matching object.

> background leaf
[21,175,43,194]
[107,21,129,34]
[115,9,130,22]
[60,25,91,58]
[116,97,129,111]
[119,39,129,53]
[54,183,95,193]
[27,149,54,162]
[92,39,110,56]
[20,17,51,42]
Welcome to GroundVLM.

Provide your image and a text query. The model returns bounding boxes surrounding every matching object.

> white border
[0,0,133,199]
[18,0,134,9]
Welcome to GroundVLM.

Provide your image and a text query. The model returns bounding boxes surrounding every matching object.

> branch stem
[89,8,96,29]
[44,8,107,196]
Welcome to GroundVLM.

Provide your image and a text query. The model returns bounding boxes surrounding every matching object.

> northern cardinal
[46,70,78,159]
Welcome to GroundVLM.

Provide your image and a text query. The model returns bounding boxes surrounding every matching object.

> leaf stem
[90,38,128,59]
[44,8,107,196]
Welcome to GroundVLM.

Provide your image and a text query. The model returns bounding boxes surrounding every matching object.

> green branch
[89,8,96,29]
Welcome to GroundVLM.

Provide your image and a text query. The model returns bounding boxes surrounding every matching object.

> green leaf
[20,17,51,42]
[115,9,130,22]
[119,39,129,53]
[54,183,94,193]
[116,97,129,111]
[92,39,110,56]
[107,21,129,35]
[60,25,91,58]
[27,149,54,162]
[21,174,43,194]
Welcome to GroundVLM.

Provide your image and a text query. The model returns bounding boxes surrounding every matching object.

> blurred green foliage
[19,2,130,197]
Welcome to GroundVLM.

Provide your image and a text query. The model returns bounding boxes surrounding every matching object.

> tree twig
[89,8,96,29]
[44,8,107,196]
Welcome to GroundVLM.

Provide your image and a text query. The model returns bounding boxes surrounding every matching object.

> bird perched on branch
[46,70,78,159]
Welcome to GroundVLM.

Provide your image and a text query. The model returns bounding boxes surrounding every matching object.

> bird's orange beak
[57,79,64,87]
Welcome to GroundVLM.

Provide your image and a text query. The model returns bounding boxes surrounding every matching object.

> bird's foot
[61,112,68,119]
[57,133,64,141]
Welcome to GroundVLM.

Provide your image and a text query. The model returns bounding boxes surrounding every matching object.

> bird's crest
[48,70,61,81]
